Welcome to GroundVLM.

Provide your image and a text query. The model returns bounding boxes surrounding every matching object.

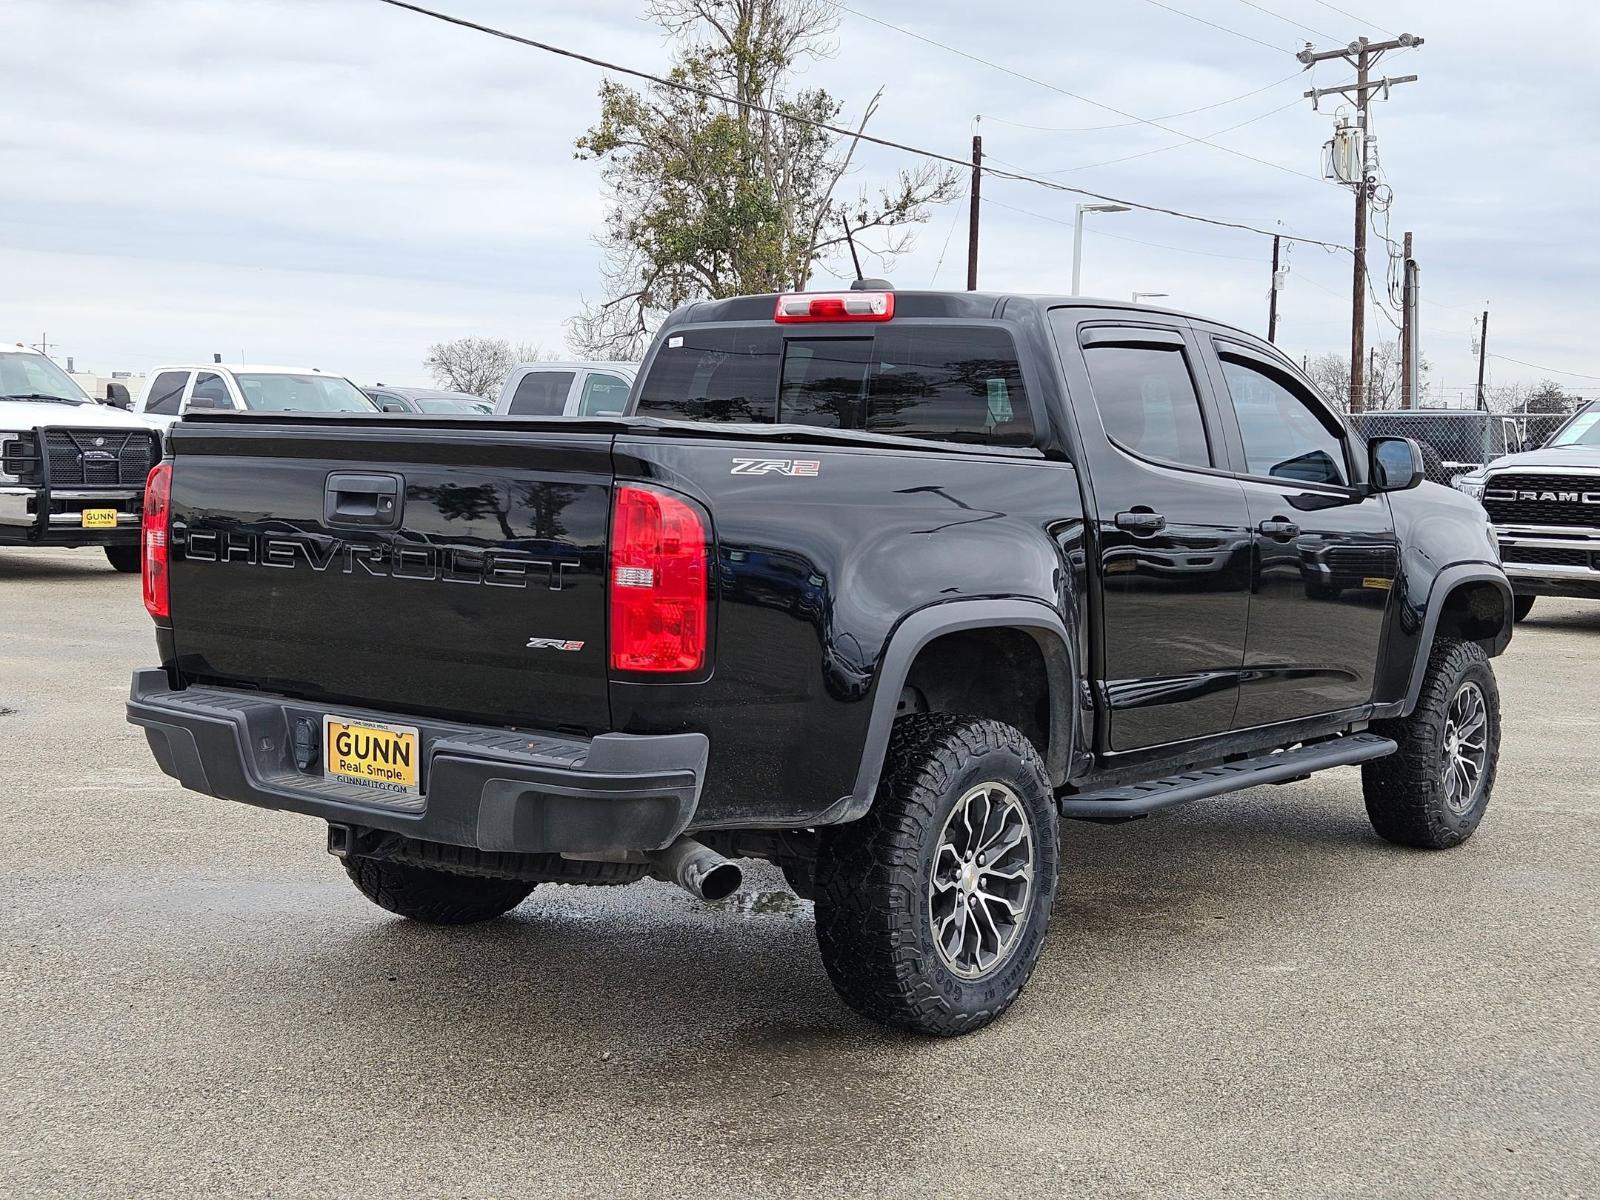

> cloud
[2,0,1596,397]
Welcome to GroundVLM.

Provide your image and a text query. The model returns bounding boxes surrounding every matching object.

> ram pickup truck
[1,344,161,571]
[1454,399,1600,623]
[127,289,1514,1036]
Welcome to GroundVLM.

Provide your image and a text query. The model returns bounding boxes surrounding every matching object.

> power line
[1134,0,1293,54]
[821,2,1330,185]
[981,196,1263,262]
[1306,0,1397,38]
[1231,0,1337,41]
[372,0,1352,253]
[978,70,1302,133]
[1026,97,1305,175]
[1487,354,1600,384]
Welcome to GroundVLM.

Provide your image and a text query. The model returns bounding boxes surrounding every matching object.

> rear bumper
[126,668,708,854]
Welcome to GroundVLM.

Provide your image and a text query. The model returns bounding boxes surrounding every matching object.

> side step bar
[1059,732,1398,821]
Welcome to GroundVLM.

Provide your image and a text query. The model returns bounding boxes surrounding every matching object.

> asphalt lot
[2,546,1596,1198]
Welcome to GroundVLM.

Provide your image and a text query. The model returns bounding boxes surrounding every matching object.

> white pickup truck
[0,344,160,572]
[132,363,378,431]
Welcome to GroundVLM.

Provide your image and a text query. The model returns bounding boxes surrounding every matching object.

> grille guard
[28,424,162,537]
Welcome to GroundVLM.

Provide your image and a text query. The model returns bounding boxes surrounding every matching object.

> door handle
[1114,510,1166,535]
[1257,517,1300,539]
[324,471,404,530]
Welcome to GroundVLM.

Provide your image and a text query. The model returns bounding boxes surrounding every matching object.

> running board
[1059,732,1398,821]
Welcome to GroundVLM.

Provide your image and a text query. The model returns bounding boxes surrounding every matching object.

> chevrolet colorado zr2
[126,289,1513,1035]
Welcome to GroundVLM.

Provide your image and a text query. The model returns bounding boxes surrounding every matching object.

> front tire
[104,544,141,573]
[814,714,1059,1036]
[1363,639,1500,849]
[1512,595,1535,623]
[342,856,534,924]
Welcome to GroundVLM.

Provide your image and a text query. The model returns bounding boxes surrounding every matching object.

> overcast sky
[4,0,1596,402]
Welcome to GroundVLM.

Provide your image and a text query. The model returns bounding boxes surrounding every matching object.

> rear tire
[342,856,534,924]
[104,544,141,573]
[1363,639,1499,849]
[1512,594,1535,623]
[814,714,1059,1036]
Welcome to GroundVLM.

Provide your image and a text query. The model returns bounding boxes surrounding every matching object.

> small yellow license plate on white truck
[323,716,420,795]
[80,508,118,529]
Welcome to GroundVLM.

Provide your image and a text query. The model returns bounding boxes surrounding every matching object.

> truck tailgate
[165,420,612,731]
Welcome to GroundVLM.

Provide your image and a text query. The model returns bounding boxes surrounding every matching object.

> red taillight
[774,290,894,323]
[141,462,172,620]
[609,484,708,673]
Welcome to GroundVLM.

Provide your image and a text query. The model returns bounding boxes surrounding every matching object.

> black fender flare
[831,599,1077,823]
[1403,563,1512,712]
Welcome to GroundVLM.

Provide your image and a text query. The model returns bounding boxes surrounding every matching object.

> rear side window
[635,324,1033,446]
[1219,355,1347,485]
[507,371,575,416]
[1082,344,1212,469]
[145,371,190,415]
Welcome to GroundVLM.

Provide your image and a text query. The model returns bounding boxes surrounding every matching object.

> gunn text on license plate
[80,508,117,529]
[323,716,421,795]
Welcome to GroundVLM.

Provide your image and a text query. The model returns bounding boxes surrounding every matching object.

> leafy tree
[570,0,959,359]
[1525,379,1574,414]
[423,338,555,397]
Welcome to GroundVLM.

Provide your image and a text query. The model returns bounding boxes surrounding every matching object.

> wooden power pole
[966,134,982,291]
[1299,33,1423,414]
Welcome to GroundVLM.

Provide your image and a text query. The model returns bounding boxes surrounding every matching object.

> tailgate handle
[324,472,403,529]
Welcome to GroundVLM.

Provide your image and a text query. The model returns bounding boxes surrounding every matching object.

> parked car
[1453,398,1600,622]
[132,364,378,431]
[363,386,493,416]
[0,344,160,571]
[127,288,1512,1036]
[494,361,636,417]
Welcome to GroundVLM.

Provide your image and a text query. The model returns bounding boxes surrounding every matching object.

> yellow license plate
[81,508,118,529]
[323,717,420,795]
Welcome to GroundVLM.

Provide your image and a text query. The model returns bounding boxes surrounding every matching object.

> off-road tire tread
[342,855,535,924]
[814,713,1057,1037]
[1363,638,1499,849]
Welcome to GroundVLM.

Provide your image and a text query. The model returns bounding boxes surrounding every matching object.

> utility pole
[966,134,982,291]
[30,332,57,358]
[1267,234,1281,343]
[1400,230,1419,409]
[1475,306,1490,411]
[1299,32,1423,414]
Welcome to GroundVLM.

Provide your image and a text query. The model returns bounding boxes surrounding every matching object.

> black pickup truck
[127,289,1513,1035]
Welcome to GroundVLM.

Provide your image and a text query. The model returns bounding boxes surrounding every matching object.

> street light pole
[1070,203,1130,296]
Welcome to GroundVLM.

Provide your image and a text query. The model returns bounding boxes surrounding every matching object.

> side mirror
[1369,436,1424,493]
[185,394,231,411]
[104,382,132,409]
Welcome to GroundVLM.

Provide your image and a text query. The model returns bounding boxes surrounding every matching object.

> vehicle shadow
[0,550,125,581]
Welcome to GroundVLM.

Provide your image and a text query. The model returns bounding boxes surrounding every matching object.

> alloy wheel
[928,781,1036,980]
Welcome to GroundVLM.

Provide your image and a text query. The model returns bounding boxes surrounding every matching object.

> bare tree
[570,0,959,359]
[1304,341,1429,410]
[423,339,557,397]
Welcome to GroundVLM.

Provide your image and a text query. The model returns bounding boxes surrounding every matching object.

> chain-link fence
[1346,409,1567,484]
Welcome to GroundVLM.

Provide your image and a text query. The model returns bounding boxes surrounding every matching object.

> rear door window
[144,371,191,415]
[1081,342,1212,469]
[635,323,1033,446]
[507,370,575,416]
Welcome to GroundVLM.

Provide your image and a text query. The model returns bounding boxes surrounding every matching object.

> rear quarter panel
[613,436,1084,828]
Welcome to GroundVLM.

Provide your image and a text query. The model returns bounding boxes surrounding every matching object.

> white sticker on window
[668,336,684,349]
